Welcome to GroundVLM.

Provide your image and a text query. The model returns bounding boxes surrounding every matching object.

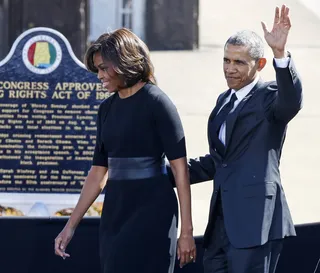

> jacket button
[222,163,227,168]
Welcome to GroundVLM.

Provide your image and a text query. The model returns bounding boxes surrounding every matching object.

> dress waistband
[108,157,167,180]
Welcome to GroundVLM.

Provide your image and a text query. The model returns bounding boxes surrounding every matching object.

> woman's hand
[170,157,196,267]
[54,225,75,259]
[177,232,197,268]
[53,166,108,260]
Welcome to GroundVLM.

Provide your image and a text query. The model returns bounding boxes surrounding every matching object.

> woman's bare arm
[169,157,196,267]
[65,165,108,230]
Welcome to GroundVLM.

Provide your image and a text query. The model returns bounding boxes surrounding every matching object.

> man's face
[223,44,264,90]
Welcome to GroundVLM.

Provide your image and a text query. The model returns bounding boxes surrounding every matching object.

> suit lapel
[207,90,231,148]
[225,80,264,151]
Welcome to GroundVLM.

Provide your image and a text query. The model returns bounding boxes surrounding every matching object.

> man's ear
[257,58,267,71]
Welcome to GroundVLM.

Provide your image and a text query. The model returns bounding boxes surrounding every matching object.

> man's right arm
[166,154,215,187]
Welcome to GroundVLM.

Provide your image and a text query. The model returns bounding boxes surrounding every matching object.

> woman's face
[93,52,123,92]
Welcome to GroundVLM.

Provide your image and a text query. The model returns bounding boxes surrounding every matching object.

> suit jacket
[168,56,303,249]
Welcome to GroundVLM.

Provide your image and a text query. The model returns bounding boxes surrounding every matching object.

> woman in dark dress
[54,28,196,273]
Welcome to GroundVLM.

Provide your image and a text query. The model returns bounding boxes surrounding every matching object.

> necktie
[212,93,238,135]
[210,93,238,155]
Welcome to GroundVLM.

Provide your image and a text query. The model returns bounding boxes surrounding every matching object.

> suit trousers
[203,197,283,273]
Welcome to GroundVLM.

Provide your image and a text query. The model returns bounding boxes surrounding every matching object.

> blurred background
[0,0,319,236]
[0,0,199,60]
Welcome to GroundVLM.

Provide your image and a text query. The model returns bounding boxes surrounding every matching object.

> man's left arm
[272,53,303,123]
[262,5,303,123]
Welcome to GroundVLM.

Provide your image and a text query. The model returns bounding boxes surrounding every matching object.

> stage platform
[1,218,319,273]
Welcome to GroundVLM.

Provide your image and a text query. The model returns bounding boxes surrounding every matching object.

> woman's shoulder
[97,93,117,113]
[144,83,170,102]
[100,93,117,107]
[143,83,177,115]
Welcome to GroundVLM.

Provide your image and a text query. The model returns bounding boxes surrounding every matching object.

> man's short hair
[225,30,264,60]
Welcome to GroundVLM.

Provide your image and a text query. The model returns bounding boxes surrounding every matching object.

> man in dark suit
[169,4,302,273]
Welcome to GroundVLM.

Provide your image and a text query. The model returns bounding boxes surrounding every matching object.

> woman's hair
[84,28,156,87]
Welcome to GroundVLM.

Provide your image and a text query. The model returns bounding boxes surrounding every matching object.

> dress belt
[108,157,167,180]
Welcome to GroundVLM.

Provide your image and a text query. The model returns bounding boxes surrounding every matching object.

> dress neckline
[117,82,150,101]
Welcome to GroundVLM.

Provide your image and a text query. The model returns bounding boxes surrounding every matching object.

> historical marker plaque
[0,28,109,215]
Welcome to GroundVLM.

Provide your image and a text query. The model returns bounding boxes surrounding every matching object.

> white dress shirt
[218,57,290,145]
